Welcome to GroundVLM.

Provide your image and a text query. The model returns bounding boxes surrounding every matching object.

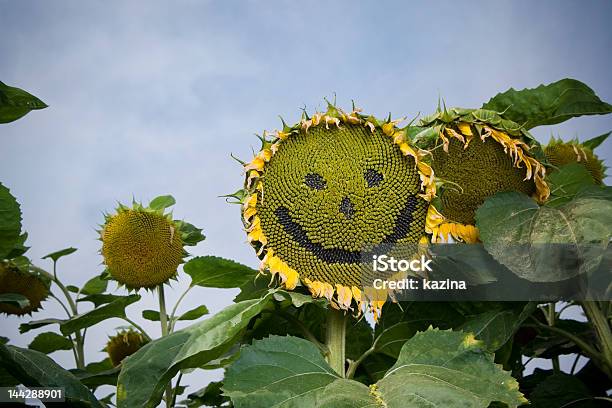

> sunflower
[100,198,204,290]
[544,137,606,184]
[414,107,550,242]
[105,328,148,366]
[238,102,438,319]
[0,258,50,316]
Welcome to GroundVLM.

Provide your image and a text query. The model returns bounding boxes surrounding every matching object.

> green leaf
[476,191,612,282]
[224,330,526,408]
[142,309,161,321]
[529,373,598,408]
[149,195,175,210]
[71,359,120,389]
[60,294,141,335]
[374,302,465,358]
[0,81,48,124]
[224,335,339,407]
[184,256,258,288]
[4,232,29,258]
[177,305,209,321]
[77,293,126,307]
[19,318,65,334]
[183,381,231,408]
[67,284,80,292]
[42,247,77,262]
[28,332,73,354]
[582,131,610,151]
[0,182,22,259]
[459,303,536,352]
[546,163,596,207]
[178,221,206,246]
[0,343,103,407]
[482,78,612,129]
[81,273,108,295]
[0,293,30,308]
[116,293,275,408]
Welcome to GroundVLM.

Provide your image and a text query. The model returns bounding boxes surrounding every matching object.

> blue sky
[1,0,611,402]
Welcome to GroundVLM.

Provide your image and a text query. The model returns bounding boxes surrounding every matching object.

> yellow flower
[239,103,437,318]
[419,109,549,242]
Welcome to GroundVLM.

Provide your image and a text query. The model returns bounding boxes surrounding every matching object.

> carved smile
[274,196,418,264]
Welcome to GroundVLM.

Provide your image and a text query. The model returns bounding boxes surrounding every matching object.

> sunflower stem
[325,308,346,378]
[158,285,173,407]
[42,265,85,369]
[581,301,612,380]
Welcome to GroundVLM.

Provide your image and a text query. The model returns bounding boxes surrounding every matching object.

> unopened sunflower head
[0,258,50,316]
[544,137,606,184]
[105,328,148,366]
[100,196,204,290]
[235,101,437,319]
[413,107,550,242]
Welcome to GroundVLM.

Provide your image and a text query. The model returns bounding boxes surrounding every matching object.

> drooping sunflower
[105,328,148,366]
[238,102,438,318]
[100,198,204,290]
[544,137,606,184]
[413,107,550,242]
[0,258,50,316]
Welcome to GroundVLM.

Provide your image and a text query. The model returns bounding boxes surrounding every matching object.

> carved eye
[364,169,383,188]
[305,173,326,190]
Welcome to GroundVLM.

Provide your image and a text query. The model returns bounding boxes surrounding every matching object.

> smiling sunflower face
[258,123,428,288]
[240,104,435,316]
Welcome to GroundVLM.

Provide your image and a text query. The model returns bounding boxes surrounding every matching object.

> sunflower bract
[105,329,148,366]
[432,136,536,225]
[101,208,183,289]
[0,261,49,316]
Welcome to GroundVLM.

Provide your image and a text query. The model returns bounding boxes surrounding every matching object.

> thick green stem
[158,285,173,407]
[325,309,346,378]
[581,301,612,380]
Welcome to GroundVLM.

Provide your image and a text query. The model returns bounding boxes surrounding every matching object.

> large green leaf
[459,303,536,352]
[116,293,275,408]
[373,302,465,358]
[546,163,596,207]
[0,81,48,123]
[184,255,258,288]
[377,328,526,407]
[60,294,141,335]
[0,182,22,259]
[223,335,339,407]
[28,331,73,354]
[482,78,612,129]
[224,329,526,408]
[476,191,612,282]
[0,344,103,407]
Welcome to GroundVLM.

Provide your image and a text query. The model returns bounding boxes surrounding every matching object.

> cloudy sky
[1,0,611,403]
